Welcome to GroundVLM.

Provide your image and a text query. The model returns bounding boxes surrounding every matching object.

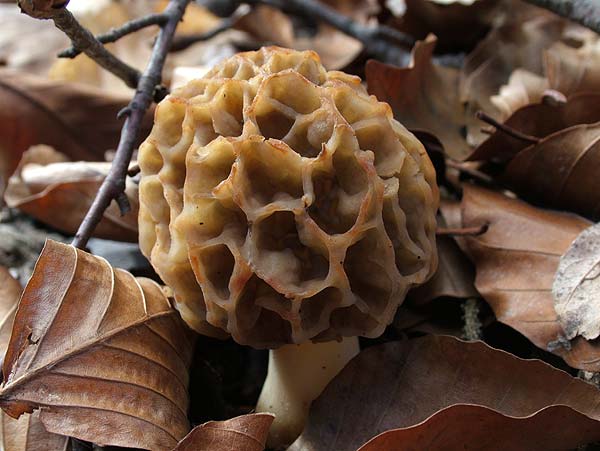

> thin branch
[72,0,192,249]
[436,224,489,237]
[170,4,250,52]
[59,12,169,59]
[200,0,415,64]
[523,0,600,34]
[49,8,142,88]
[476,111,541,144]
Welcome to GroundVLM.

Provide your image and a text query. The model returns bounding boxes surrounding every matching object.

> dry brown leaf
[4,146,139,241]
[0,267,69,451]
[0,240,194,451]
[553,222,600,341]
[449,185,600,371]
[366,35,469,160]
[290,335,600,451]
[356,404,600,451]
[0,69,153,197]
[468,92,600,163]
[502,122,600,220]
[173,413,274,451]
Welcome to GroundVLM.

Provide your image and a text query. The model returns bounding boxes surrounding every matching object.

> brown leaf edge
[173,413,275,451]
[356,404,600,451]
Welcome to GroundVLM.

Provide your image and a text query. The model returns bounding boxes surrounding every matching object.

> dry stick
[50,8,141,88]
[72,0,192,250]
[59,12,170,59]
[475,111,540,144]
[523,0,600,34]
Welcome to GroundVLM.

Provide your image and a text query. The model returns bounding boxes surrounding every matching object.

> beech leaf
[502,122,600,220]
[447,185,600,370]
[553,222,600,341]
[290,335,600,451]
[356,404,600,451]
[0,240,194,451]
[366,35,469,160]
[173,413,274,451]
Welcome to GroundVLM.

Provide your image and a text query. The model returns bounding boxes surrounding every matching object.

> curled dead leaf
[290,335,600,451]
[4,146,139,241]
[553,222,600,341]
[366,35,469,160]
[173,413,274,451]
[356,404,600,451]
[502,122,600,220]
[0,240,194,451]
[447,185,600,371]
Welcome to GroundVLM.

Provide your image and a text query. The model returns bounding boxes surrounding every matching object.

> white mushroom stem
[256,336,360,449]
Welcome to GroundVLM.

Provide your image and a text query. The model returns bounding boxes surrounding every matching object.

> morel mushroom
[138,47,438,448]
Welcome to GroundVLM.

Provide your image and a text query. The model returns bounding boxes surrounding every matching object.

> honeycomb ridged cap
[138,46,439,348]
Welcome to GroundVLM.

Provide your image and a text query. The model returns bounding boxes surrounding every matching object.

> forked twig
[69,0,192,249]
[59,12,170,59]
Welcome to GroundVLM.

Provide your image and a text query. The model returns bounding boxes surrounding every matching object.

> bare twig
[199,0,415,64]
[47,8,141,88]
[476,111,541,144]
[72,0,192,249]
[523,0,600,34]
[170,4,250,52]
[436,224,489,237]
[59,12,169,58]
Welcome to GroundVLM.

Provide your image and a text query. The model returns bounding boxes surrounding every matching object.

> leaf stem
[476,111,540,145]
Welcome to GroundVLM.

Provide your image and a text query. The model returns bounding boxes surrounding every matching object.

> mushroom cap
[138,46,439,348]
